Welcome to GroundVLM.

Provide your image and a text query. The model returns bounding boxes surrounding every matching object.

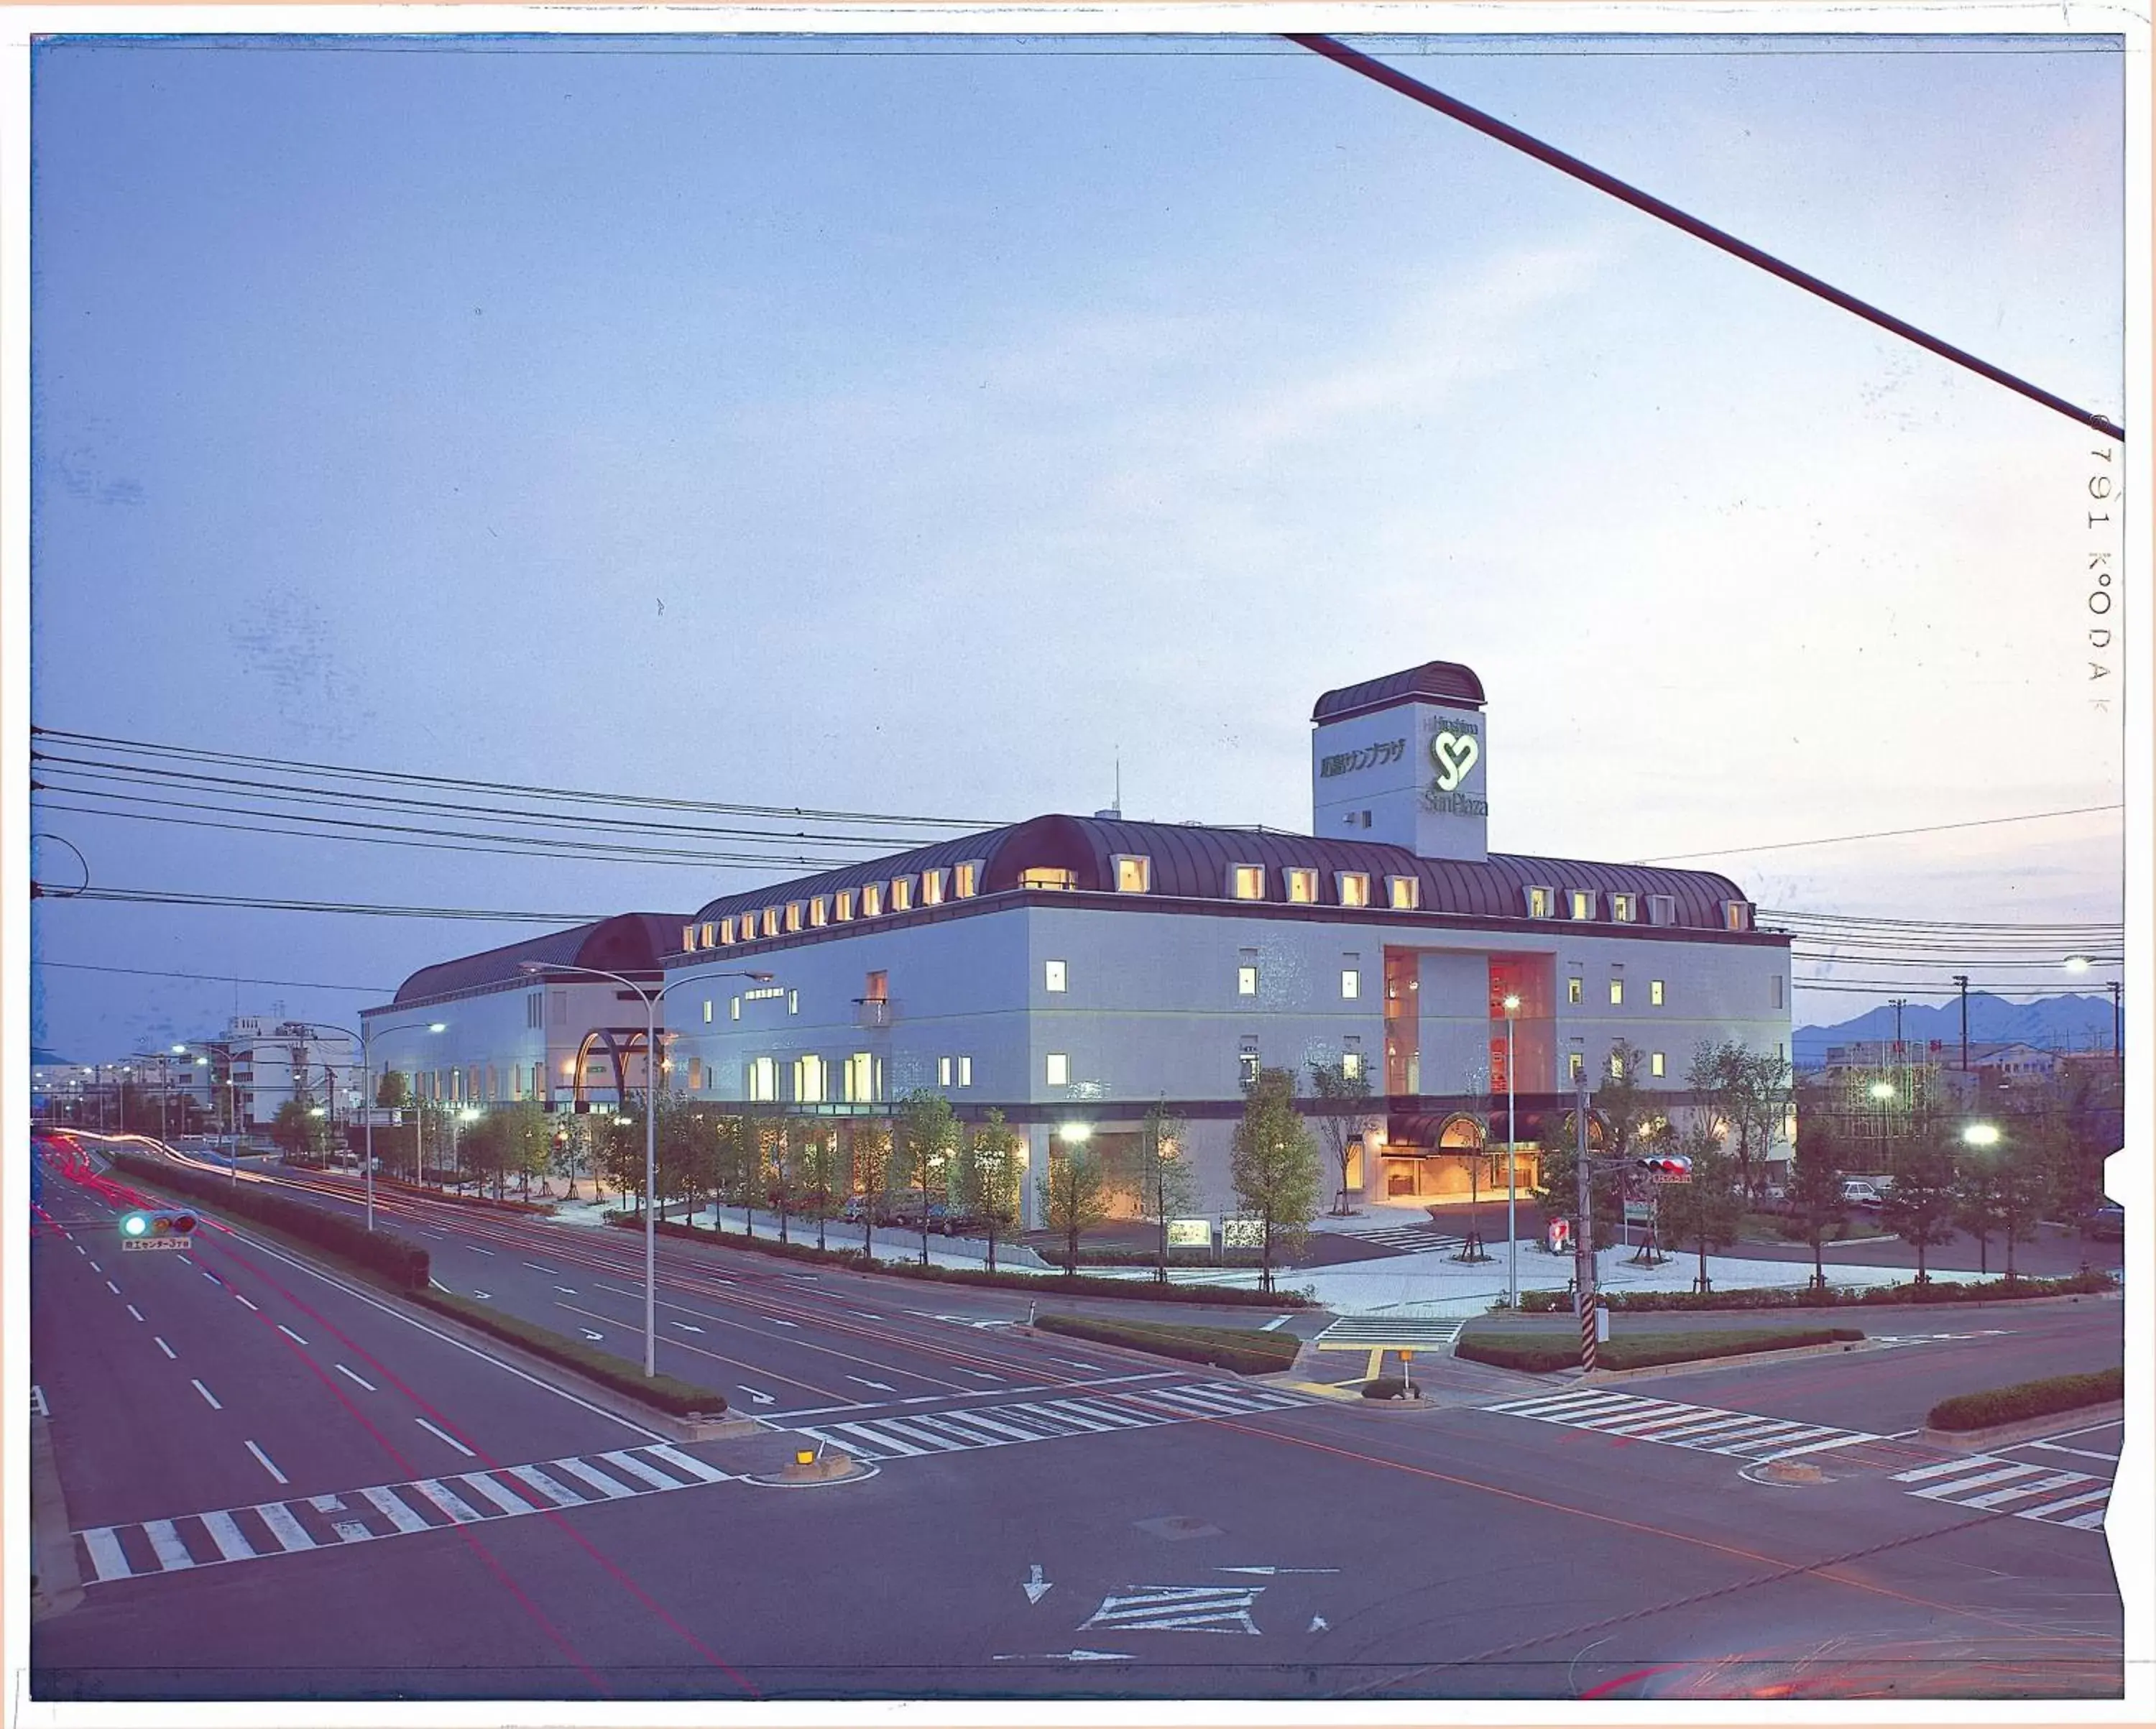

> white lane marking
[142,1519,196,1571]
[1963,1472,2092,1509]
[469,1248,494,1256]
[82,1528,132,1580]
[245,1441,289,1484]
[277,1324,308,1344]
[73,1243,86,1255]
[523,1262,553,1272]
[669,1322,704,1333]
[415,1417,477,1457]
[848,1376,896,1391]
[199,1510,258,1561]
[408,1478,487,1523]
[125,1304,144,1322]
[548,1457,637,1499]
[191,1379,222,1410]
[505,1464,586,1507]
[1261,1317,1291,1331]
[770,1319,798,1328]
[959,1368,1005,1380]
[335,1363,377,1391]
[250,1503,314,1553]
[849,1311,884,1320]
[229,1293,257,1311]
[2025,1439,2123,1463]
[104,1278,121,1295]
[154,1337,177,1359]
[555,1286,578,1294]
[644,1442,729,1484]
[89,1260,101,1273]
[737,1385,777,1406]
[361,1486,433,1534]
[598,1449,688,1490]
[459,1473,538,1516]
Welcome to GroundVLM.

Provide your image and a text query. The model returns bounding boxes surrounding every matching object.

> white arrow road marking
[1215,1567,1340,1576]
[848,1376,895,1392]
[581,1330,605,1342]
[770,1319,798,1328]
[738,1386,777,1406]
[556,1286,578,1295]
[1309,1615,1330,1634]
[472,1291,492,1300]
[670,1322,704,1333]
[992,1651,1134,1664]
[1023,1563,1053,1605]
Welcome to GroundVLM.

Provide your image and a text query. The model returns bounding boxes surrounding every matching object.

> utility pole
[1572,1074,1596,1373]
[2111,981,2123,1078]
[1953,974,1971,1072]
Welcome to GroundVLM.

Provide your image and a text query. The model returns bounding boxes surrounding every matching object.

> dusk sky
[24,26,2127,1064]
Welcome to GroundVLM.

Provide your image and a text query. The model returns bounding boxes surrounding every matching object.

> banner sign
[1166,1218,1212,1250]
[1222,1217,1266,1250]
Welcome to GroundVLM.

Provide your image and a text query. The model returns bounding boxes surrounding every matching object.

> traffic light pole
[1572,1076,1597,1373]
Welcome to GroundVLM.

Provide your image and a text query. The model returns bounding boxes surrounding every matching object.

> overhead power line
[1288,33,2124,440]
[55,887,607,923]
[36,960,396,992]
[1634,803,2122,864]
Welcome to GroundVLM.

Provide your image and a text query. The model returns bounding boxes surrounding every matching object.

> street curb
[1921,1400,2125,1452]
[29,1411,84,1623]
[1566,1338,1868,1385]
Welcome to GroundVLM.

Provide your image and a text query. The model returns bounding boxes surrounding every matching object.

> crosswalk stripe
[504,1465,586,1508]
[198,1511,257,1561]
[599,1449,692,1490]
[1054,1398,1152,1429]
[361,1487,435,1534]
[1894,1457,2006,1483]
[80,1528,132,1581]
[1018,1401,1116,1433]
[644,1443,729,1484]
[918,1408,1045,1444]
[1573,1404,1738,1432]
[1909,1463,2041,1498]
[254,1503,315,1552]
[548,1457,639,1499]
[2060,1507,2109,1530]
[407,1479,486,1523]
[831,1421,923,1457]
[142,1520,196,1572]
[1488,1393,1623,1417]
[1963,1472,2091,1509]
[460,1473,542,1516]
[1753,1432,1879,1462]
[1141,1386,1258,1417]
[2027,1486,2112,1518]
[875,1416,983,1452]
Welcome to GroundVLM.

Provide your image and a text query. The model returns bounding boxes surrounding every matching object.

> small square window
[1567,977,1583,1005]
[1045,959,1068,992]
[834,890,854,922]
[1238,964,1258,997]
[1046,1052,1070,1087]
[1342,1051,1363,1079]
[1337,872,1370,908]
[957,1056,973,1087]
[939,1056,952,1087]
[1238,1048,1261,1089]
[1285,867,1318,904]
[1115,854,1151,893]
[1650,979,1665,1006]
[1341,968,1360,1000]
[1724,900,1753,932]
[1527,886,1556,919]
[1568,1051,1585,1082]
[1230,864,1265,900]
[1651,1051,1666,1077]
[1388,875,1419,911]
[1609,979,1624,1006]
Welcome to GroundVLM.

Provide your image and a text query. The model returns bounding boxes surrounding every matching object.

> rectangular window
[1570,890,1595,921]
[1609,1051,1624,1079]
[1772,974,1785,1009]
[1230,864,1265,900]
[1527,886,1556,919]
[720,917,737,944]
[701,921,717,948]
[1045,959,1068,993]
[1609,979,1624,1006]
[1046,1052,1070,1087]
[809,896,829,927]
[861,883,885,918]
[1238,964,1258,997]
[954,861,981,898]
[864,969,888,1002]
[788,988,800,1015]
[1388,875,1419,911]
[1238,1048,1261,1089]
[1341,1051,1363,1080]
[1647,894,1677,926]
[1018,866,1078,890]
[939,1056,952,1087]
[957,1055,972,1087]
[921,868,946,906]
[1285,867,1319,904]
[731,996,742,1021]
[1568,1051,1585,1082]
[1651,1051,1666,1078]
[747,1057,776,1102]
[702,999,714,1025]
[681,924,699,952]
[890,876,914,912]
[1724,900,1753,932]
[796,1055,826,1104]
[1341,968,1360,1000]
[1650,979,1665,1007]
[1337,872,1370,908]
[1567,977,1583,1005]
[843,1051,873,1104]
[1113,854,1151,893]
[834,890,854,922]
[1610,895,1634,923]
[786,902,804,933]
[762,907,780,938]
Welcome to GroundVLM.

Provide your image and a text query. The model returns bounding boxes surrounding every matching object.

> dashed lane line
[190,1379,222,1411]
[154,1337,176,1360]
[334,1364,377,1392]
[415,1417,476,1457]
[245,1442,289,1485]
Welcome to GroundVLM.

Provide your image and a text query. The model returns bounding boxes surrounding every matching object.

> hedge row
[413,1291,728,1419]
[106,1151,430,1290]
[1511,1271,2117,1314]
[1039,1248,1266,1270]
[1457,1326,1864,1375]
[1033,1313,1302,1375]
[1927,1367,2124,1433]
[607,1214,1319,1306]
[364,1174,556,1216]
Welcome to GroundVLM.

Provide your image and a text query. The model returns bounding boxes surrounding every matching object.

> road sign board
[1623,1199,1654,1223]
[121,1237,187,1252]
[1166,1218,1212,1249]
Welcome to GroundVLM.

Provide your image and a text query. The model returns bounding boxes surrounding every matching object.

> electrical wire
[57,887,608,923]
[36,960,397,992]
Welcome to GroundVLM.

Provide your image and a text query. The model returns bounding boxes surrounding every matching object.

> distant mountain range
[1794,992,2121,1066]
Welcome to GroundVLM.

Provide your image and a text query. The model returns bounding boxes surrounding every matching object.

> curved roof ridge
[1313,661,1485,723]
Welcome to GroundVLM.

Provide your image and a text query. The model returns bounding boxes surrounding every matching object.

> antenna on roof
[1094,753,1123,821]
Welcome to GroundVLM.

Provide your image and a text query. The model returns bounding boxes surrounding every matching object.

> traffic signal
[119,1209,197,1238]
[1636,1156,1692,1182]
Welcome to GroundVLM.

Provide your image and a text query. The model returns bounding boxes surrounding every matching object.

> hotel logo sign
[1422,716,1488,816]
[1317,737,1405,779]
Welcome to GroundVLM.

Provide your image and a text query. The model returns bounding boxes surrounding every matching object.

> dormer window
[1337,872,1370,908]
[1647,894,1677,926]
[1230,864,1266,900]
[681,924,700,952]
[763,907,782,938]
[861,882,885,918]
[809,896,829,927]
[921,869,946,906]
[720,916,737,944]
[1526,885,1557,919]
[1610,894,1635,923]
[1285,867,1319,904]
[786,902,804,933]
[890,876,914,913]
[1723,900,1754,932]
[1018,866,1078,890]
[1388,875,1419,911]
[699,922,715,949]
[833,890,854,922]
[1570,890,1597,921]
[1113,854,1151,893]
[954,860,983,898]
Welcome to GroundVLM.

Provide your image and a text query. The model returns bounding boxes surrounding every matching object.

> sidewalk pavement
[536,1195,1058,1272]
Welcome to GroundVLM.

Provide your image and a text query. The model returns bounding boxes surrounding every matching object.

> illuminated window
[890,877,914,912]
[1609,1051,1624,1079]
[1337,872,1370,908]
[1046,1052,1070,1087]
[762,907,780,938]
[747,1057,777,1102]
[1570,890,1595,921]
[731,997,742,1021]
[1651,1051,1666,1077]
[1342,1051,1363,1080]
[720,917,736,944]
[795,1055,826,1104]
[701,922,717,948]
[1388,875,1419,911]
[921,869,946,906]
[1230,864,1265,900]
[954,861,981,898]
[1568,1051,1585,1082]
[862,883,885,918]
[1113,855,1151,894]
[1526,886,1556,919]
[1567,977,1583,1005]
[1341,968,1360,1000]
[834,890,854,922]
[786,903,804,933]
[1045,959,1068,993]
[939,1056,952,1087]
[789,989,799,1014]
[1651,979,1665,1006]
[1609,979,1624,1006]
[1238,964,1258,997]
[1238,1047,1261,1089]
[1018,866,1077,890]
[843,1051,874,1104]
[702,1000,714,1025]
[1285,867,1318,904]
[809,897,829,927]
[1723,900,1753,931]
[957,1056,972,1087]
[681,924,699,952]
[1610,894,1634,923]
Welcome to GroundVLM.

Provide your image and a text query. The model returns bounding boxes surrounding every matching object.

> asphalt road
[31,1134,2125,1704]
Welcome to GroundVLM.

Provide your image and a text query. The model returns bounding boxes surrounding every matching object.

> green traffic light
[121,1212,150,1237]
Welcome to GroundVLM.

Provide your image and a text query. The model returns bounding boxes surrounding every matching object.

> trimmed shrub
[1511,1271,2116,1314]
[362,1172,556,1216]
[1033,1313,1301,1375]
[1360,1376,1420,1400]
[107,1151,429,1290]
[413,1292,727,1418]
[1927,1368,2123,1433]
[1038,1248,1266,1270]
[1457,1326,1865,1375]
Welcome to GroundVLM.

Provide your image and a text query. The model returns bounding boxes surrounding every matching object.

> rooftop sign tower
[1310,660,1489,862]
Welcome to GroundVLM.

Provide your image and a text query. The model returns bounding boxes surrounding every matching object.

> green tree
[592,1111,643,1211]
[1128,1102,1199,1284]
[489,1101,550,1201]
[1880,1127,1958,1283]
[851,1119,893,1260]
[1307,1058,1374,1216]
[1671,1115,1747,1294]
[1778,1117,1848,1292]
[1230,1067,1322,1295]
[956,1110,1023,1272]
[797,1123,842,1251]
[1994,1136,2058,1285]
[1532,1107,1623,1244]
[1950,1149,2007,1276]
[548,1118,584,1200]
[896,1089,960,1266]
[1038,1141,1112,1277]
[268,1099,335,1163]
[1690,1040,1793,1202]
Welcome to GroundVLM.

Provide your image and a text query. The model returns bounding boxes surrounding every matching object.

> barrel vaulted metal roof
[680,815,1754,939]
[1312,660,1485,724]
[386,912,681,1008]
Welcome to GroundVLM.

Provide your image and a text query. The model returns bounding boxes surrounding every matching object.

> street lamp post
[1502,992,1521,1309]
[294,1019,446,1232]
[520,960,772,1378]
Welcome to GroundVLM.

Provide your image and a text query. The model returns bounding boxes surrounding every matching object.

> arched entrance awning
[571,1026,654,1106]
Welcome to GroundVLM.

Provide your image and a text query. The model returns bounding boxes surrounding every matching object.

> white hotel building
[364,663,1791,1225]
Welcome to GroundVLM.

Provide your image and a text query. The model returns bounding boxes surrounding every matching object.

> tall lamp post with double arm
[291,1019,447,1232]
[520,960,772,1378]
[1501,992,1521,1310]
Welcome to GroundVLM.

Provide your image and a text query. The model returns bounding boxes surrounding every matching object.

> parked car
[1838,1179,1886,1209]
[2082,1202,2126,1242]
